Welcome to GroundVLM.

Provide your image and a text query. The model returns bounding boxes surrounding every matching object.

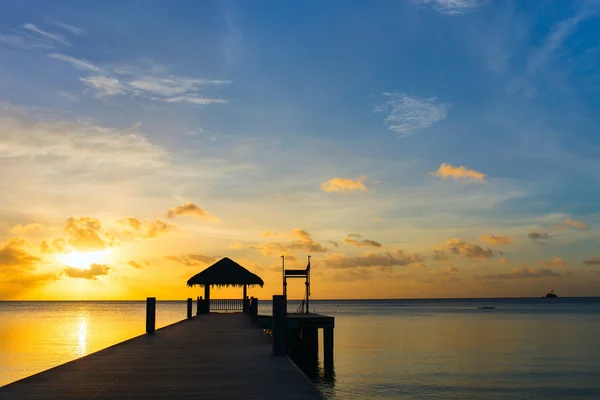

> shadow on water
[290,350,336,398]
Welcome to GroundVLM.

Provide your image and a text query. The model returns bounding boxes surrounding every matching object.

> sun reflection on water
[76,317,88,356]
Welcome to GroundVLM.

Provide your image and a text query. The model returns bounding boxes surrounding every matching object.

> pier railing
[211,299,244,312]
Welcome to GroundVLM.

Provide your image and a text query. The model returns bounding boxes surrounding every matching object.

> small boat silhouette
[477,306,495,310]
[544,290,558,298]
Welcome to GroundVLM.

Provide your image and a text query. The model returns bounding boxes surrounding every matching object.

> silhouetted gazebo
[186,257,264,308]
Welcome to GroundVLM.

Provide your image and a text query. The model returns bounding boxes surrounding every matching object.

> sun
[57,250,110,270]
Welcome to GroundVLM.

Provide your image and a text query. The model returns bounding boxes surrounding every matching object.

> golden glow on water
[76,318,88,356]
[56,250,111,270]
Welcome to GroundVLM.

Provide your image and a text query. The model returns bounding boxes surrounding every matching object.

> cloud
[322,249,423,269]
[45,18,86,35]
[582,257,600,266]
[164,253,218,266]
[127,260,143,269]
[261,230,283,238]
[433,163,487,181]
[412,0,485,15]
[445,238,495,259]
[0,238,40,269]
[321,177,367,193]
[429,265,459,275]
[433,250,448,261]
[250,228,329,255]
[40,238,69,254]
[0,107,169,169]
[342,236,382,248]
[49,53,102,72]
[64,217,115,252]
[563,218,589,230]
[128,76,230,97]
[57,91,78,101]
[23,23,70,46]
[116,217,175,238]
[63,263,111,279]
[375,92,449,136]
[347,233,362,238]
[159,96,228,105]
[9,223,44,236]
[499,257,511,264]
[541,257,568,267]
[479,235,513,245]
[480,267,561,279]
[166,202,219,221]
[80,75,126,96]
[0,33,54,50]
[528,231,550,240]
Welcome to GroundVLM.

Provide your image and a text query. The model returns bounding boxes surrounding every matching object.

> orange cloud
[64,217,116,252]
[479,235,513,245]
[166,202,219,221]
[342,236,382,248]
[63,263,111,279]
[250,229,329,255]
[0,238,39,269]
[432,163,486,181]
[541,257,568,267]
[40,238,69,254]
[8,223,44,236]
[116,217,175,238]
[563,218,589,230]
[127,260,143,269]
[321,176,367,193]
[164,253,219,266]
[445,238,495,259]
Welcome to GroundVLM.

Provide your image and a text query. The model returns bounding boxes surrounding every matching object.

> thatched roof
[186,257,264,288]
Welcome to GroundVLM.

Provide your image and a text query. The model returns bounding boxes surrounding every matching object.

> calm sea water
[1,298,600,399]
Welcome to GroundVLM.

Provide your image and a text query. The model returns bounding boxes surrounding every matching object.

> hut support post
[196,296,201,315]
[204,285,210,311]
[272,295,287,355]
[146,297,156,334]
[187,298,192,319]
[243,284,247,313]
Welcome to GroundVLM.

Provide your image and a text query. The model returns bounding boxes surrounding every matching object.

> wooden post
[272,295,287,355]
[146,297,156,334]
[187,298,192,319]
[204,285,210,312]
[196,296,201,315]
[324,327,334,369]
[242,284,247,313]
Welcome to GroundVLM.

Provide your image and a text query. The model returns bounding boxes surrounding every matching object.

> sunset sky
[1,0,600,300]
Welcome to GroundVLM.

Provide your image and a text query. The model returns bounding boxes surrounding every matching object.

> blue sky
[1,0,600,299]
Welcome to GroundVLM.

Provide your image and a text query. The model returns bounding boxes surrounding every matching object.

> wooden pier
[0,312,327,400]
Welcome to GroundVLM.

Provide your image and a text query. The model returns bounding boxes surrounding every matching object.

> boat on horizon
[477,306,495,310]
[544,290,558,298]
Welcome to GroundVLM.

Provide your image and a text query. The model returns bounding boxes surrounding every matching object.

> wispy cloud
[49,53,102,72]
[342,236,382,248]
[479,267,561,279]
[412,0,485,15]
[321,177,367,193]
[445,238,495,259]
[432,163,487,181]
[322,250,422,269]
[562,217,589,230]
[0,33,54,50]
[164,253,218,266]
[375,93,450,136]
[45,18,86,35]
[80,75,126,96]
[23,23,70,46]
[63,264,111,280]
[128,76,229,97]
[582,257,600,266]
[160,96,228,105]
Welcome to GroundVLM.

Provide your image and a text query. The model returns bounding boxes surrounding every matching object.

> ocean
[1,298,599,399]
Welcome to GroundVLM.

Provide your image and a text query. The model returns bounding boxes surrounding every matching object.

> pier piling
[272,295,288,355]
[146,297,156,334]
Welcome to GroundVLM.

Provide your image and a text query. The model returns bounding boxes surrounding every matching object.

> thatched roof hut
[186,257,264,288]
